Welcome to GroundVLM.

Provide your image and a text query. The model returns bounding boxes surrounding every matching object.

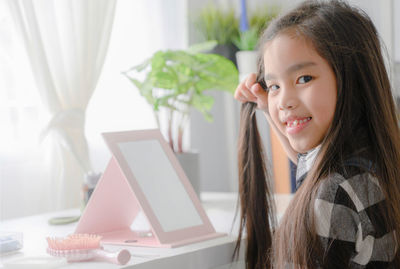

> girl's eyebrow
[264,61,317,80]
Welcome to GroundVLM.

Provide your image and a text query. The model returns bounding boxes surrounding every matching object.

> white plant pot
[236,50,258,82]
[175,151,201,198]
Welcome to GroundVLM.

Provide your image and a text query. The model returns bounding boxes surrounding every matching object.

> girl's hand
[235,73,298,163]
[234,73,269,111]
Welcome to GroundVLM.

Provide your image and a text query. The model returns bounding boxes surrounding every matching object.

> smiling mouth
[286,117,312,127]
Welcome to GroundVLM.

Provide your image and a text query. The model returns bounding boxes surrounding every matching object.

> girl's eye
[267,84,280,92]
[297,75,313,84]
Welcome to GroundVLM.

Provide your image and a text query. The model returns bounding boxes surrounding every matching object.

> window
[0,0,186,219]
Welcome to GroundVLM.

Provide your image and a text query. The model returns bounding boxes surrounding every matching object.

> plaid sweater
[296,146,397,268]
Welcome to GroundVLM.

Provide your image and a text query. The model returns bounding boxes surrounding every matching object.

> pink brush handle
[91,248,131,265]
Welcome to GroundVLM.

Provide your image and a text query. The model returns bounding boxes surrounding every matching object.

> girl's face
[264,33,337,153]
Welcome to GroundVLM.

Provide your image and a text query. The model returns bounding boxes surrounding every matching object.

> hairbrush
[46,234,131,265]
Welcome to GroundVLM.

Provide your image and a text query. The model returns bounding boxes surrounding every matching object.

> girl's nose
[278,88,298,110]
[279,102,296,110]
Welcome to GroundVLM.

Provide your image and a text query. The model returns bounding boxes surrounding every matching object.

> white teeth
[287,117,311,127]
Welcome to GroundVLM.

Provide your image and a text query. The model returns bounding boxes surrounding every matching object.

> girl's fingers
[234,81,256,103]
[250,84,269,109]
[250,83,266,96]
[251,84,268,99]
[234,73,265,104]
[245,73,257,89]
[234,89,245,101]
[234,81,246,100]
[241,87,257,102]
[236,91,255,103]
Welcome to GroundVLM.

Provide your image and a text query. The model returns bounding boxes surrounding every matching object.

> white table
[0,192,292,269]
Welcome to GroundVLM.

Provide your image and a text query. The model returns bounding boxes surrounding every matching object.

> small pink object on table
[46,234,131,265]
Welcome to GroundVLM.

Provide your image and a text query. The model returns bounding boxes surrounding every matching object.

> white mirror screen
[118,140,203,232]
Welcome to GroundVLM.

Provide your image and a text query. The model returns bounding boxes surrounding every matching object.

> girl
[234,1,400,268]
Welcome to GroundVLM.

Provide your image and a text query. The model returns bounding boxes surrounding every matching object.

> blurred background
[1,0,399,221]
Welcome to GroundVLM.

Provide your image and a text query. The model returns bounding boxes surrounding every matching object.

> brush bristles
[46,234,102,250]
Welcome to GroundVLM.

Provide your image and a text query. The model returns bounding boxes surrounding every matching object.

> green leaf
[232,28,259,51]
[151,51,166,71]
[187,41,218,53]
[192,94,214,111]
[191,94,214,122]
[150,70,177,89]
[154,99,160,111]
[193,53,238,93]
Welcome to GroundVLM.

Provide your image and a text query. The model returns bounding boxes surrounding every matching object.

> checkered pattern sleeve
[314,170,397,268]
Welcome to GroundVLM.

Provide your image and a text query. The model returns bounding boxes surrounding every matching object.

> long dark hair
[235,1,400,268]
[235,81,276,268]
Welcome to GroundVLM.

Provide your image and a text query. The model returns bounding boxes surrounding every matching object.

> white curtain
[6,0,117,210]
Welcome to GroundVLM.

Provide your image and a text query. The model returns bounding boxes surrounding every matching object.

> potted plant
[233,5,280,81]
[122,42,238,195]
[233,28,260,81]
[195,4,240,66]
